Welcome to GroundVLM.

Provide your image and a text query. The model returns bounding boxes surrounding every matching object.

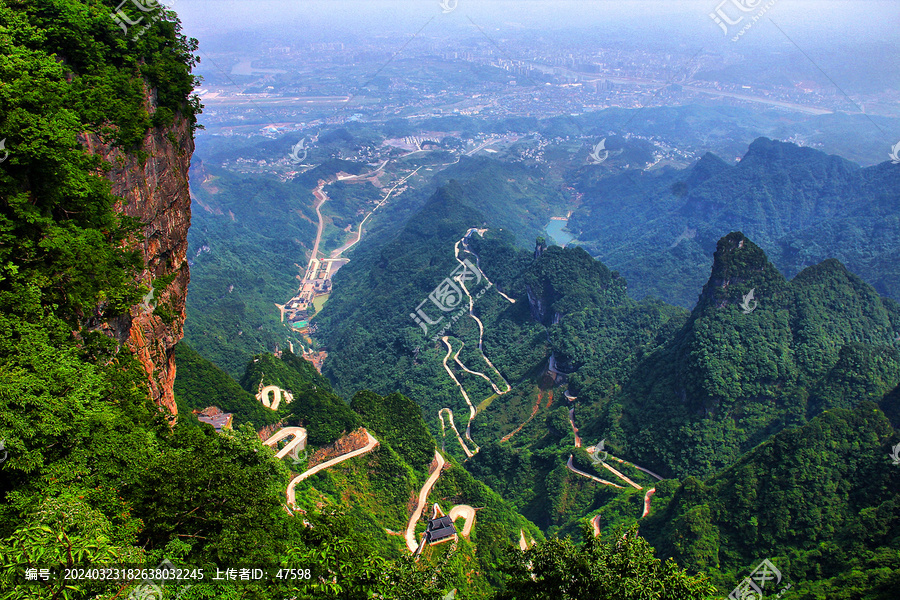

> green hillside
[640,402,900,598]
[593,232,900,479]
[173,342,280,428]
[568,138,900,308]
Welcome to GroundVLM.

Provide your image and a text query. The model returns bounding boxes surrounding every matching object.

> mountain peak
[685,152,731,188]
[740,136,859,172]
[696,232,787,311]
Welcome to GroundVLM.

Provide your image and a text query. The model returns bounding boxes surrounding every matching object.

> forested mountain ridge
[315,179,687,460]
[592,232,900,479]
[569,137,900,307]
[638,402,900,598]
[4,2,899,598]
[176,346,547,599]
[0,0,200,417]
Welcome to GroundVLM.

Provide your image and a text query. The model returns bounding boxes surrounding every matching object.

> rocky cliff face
[79,110,194,418]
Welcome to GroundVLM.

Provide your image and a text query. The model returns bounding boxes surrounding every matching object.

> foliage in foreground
[497,525,717,600]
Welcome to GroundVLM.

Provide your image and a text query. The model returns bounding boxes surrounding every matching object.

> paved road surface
[642,488,656,518]
[591,514,602,537]
[405,450,446,552]
[330,166,422,259]
[566,455,624,489]
[568,407,581,448]
[438,408,474,458]
[518,529,533,551]
[262,427,307,460]
[309,181,328,265]
[607,455,665,481]
[286,431,379,506]
[449,504,475,537]
[598,461,642,490]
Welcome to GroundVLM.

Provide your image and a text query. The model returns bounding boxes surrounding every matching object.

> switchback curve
[286,431,379,506]
[405,450,446,552]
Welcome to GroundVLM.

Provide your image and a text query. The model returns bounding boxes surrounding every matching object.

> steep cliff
[0,1,199,419]
[80,111,193,417]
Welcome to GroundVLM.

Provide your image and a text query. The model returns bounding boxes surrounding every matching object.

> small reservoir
[545,219,575,247]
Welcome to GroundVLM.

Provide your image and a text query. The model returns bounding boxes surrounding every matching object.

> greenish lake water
[545,219,575,247]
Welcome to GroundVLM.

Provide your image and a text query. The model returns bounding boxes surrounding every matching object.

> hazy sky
[175,0,899,102]
[174,0,899,44]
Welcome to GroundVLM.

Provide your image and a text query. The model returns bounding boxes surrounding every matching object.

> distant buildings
[195,406,233,432]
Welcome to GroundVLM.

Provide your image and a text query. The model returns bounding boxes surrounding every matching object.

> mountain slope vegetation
[569,138,900,307]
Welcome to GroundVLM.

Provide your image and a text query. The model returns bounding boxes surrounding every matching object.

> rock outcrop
[307,428,372,468]
[79,105,194,419]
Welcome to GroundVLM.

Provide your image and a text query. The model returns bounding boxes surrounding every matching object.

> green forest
[314,178,900,596]
[568,138,900,308]
[2,1,900,599]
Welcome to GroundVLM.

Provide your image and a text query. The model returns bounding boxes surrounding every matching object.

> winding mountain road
[262,427,307,460]
[568,406,581,448]
[518,529,533,551]
[439,407,475,458]
[330,165,422,259]
[258,385,293,411]
[591,514,602,537]
[460,228,516,305]
[440,338,481,451]
[607,455,664,481]
[452,342,505,395]
[565,455,624,489]
[449,504,475,537]
[642,488,656,518]
[309,181,328,265]
[405,450,446,552]
[286,431,379,506]
[597,461,642,490]
[435,228,521,457]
